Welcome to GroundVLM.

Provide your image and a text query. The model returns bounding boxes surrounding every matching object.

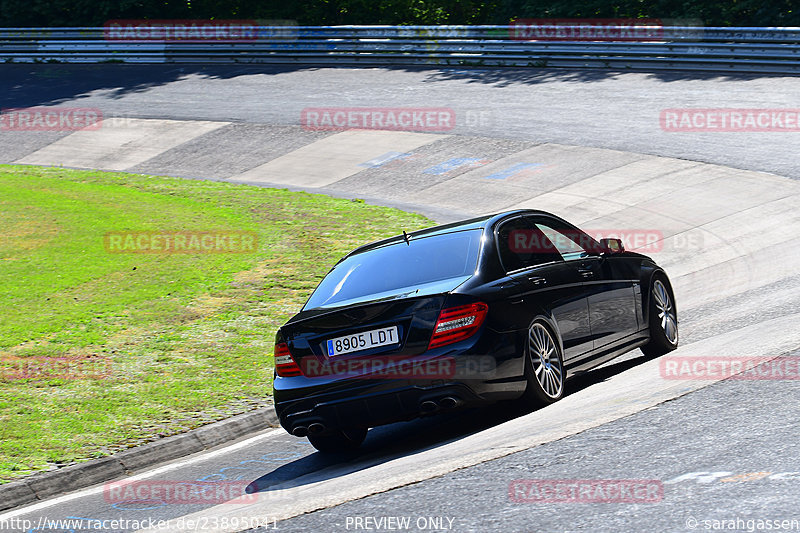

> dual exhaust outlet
[291,396,463,436]
[292,422,326,437]
[419,396,462,414]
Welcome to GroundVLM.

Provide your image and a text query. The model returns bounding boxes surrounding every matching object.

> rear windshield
[304,229,483,309]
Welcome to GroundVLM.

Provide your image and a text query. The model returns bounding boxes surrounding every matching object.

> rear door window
[496,216,562,273]
[529,216,599,261]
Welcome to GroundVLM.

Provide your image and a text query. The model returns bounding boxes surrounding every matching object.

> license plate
[326,326,399,357]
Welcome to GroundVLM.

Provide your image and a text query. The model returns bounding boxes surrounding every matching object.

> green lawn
[0,164,431,483]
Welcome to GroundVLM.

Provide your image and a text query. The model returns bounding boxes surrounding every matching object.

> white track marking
[0,429,283,520]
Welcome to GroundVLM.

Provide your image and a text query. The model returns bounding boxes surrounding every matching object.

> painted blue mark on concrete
[423,158,486,175]
[485,162,544,180]
[110,500,168,511]
[359,151,411,168]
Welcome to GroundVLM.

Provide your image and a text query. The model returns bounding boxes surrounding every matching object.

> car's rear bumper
[274,379,484,435]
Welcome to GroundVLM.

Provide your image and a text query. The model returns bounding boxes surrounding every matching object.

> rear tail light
[274,342,303,377]
[428,302,488,349]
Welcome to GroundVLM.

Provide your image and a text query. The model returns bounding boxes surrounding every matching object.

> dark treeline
[1,0,797,27]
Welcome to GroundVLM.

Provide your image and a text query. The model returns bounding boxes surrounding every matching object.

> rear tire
[308,428,367,453]
[520,320,565,408]
[641,275,679,357]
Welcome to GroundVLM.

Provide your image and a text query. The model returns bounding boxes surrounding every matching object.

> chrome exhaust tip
[292,425,309,437]
[308,422,326,435]
[438,396,461,409]
[420,400,439,414]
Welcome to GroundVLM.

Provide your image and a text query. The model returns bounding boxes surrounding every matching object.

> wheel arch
[524,312,566,363]
[640,265,677,331]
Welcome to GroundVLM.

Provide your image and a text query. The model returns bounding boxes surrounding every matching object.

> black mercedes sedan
[273,210,678,452]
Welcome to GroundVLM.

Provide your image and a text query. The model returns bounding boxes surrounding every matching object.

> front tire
[520,320,565,408]
[308,428,367,453]
[641,275,678,357]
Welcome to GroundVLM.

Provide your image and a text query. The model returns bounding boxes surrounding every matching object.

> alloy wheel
[653,279,678,345]
[528,323,563,399]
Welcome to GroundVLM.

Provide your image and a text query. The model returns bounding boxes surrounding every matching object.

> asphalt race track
[1,65,800,533]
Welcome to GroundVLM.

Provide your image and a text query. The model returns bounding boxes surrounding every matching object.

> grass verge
[0,164,431,482]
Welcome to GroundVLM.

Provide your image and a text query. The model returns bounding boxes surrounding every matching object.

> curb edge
[0,406,279,513]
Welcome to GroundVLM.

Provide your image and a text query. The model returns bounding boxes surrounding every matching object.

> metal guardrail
[1,25,800,73]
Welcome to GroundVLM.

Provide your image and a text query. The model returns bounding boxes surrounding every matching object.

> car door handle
[528,276,547,286]
[577,261,598,277]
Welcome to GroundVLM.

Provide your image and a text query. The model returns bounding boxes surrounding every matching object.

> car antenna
[402,231,410,246]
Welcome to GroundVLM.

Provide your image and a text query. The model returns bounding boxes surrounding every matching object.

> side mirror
[599,238,625,254]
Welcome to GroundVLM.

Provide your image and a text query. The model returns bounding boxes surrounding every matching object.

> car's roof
[345,209,558,259]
